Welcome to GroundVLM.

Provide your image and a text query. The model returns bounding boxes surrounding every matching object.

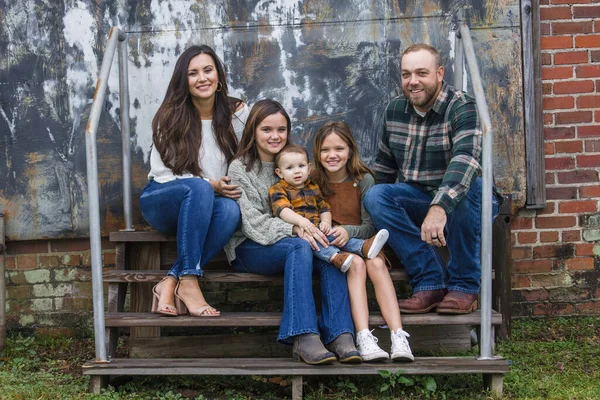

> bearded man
[364,43,501,314]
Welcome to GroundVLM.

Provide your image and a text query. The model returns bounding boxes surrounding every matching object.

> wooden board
[105,310,502,328]
[82,356,510,376]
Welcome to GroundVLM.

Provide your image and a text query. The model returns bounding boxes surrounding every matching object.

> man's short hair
[402,43,441,68]
[275,144,309,168]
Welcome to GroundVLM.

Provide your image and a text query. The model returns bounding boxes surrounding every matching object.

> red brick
[578,125,600,137]
[512,247,533,259]
[5,240,49,255]
[559,200,598,213]
[542,53,553,65]
[543,66,574,80]
[518,232,538,244]
[553,80,595,94]
[592,50,600,62]
[545,126,575,140]
[546,172,556,184]
[555,110,593,124]
[540,231,560,242]
[577,95,600,108]
[545,142,555,155]
[575,301,600,314]
[544,113,554,124]
[552,20,593,34]
[585,139,600,152]
[543,96,574,109]
[536,216,577,228]
[536,202,556,215]
[577,154,600,167]
[574,5,600,18]
[547,187,578,199]
[575,34,600,47]
[512,275,531,289]
[566,257,595,270]
[595,288,600,298]
[580,185,600,197]
[38,255,60,268]
[555,140,583,153]
[5,256,16,270]
[554,51,589,64]
[562,230,582,241]
[534,303,576,316]
[521,289,549,302]
[576,65,600,78]
[61,254,81,267]
[17,255,37,270]
[35,327,77,338]
[533,243,575,258]
[596,109,600,122]
[103,252,116,266]
[543,82,553,95]
[541,22,551,36]
[541,35,573,50]
[557,169,599,183]
[545,156,575,170]
[512,217,533,230]
[576,243,596,256]
[50,238,115,253]
[541,6,573,20]
[514,259,553,273]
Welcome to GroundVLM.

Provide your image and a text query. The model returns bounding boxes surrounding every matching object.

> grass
[1,317,599,399]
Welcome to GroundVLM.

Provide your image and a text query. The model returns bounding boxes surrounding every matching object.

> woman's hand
[329,226,350,247]
[212,176,241,199]
[293,225,329,251]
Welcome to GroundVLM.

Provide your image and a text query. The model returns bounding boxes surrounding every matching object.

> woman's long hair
[313,120,374,197]
[235,99,291,172]
[152,45,240,176]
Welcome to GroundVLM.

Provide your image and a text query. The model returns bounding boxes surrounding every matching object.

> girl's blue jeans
[364,178,499,295]
[139,178,241,278]
[232,237,354,344]
[313,234,364,263]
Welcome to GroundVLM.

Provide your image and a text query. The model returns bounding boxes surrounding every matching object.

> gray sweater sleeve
[229,160,295,245]
[339,173,376,240]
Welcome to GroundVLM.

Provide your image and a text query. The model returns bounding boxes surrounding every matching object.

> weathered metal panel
[0,0,523,240]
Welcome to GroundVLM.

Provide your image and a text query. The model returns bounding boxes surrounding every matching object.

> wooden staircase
[83,219,511,398]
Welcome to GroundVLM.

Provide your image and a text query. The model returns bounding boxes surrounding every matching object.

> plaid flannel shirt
[374,81,482,214]
[269,178,330,226]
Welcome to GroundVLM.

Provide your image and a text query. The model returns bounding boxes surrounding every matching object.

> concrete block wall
[510,0,600,317]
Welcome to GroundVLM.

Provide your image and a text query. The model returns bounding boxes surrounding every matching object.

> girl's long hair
[235,99,291,172]
[313,121,374,197]
[152,45,241,176]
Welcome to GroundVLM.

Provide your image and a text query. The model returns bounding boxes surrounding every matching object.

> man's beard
[403,82,439,108]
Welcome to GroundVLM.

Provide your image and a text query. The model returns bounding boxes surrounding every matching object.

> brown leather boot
[398,289,448,314]
[436,291,478,314]
[331,252,354,273]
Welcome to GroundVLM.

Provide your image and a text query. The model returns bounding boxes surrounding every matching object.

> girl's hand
[329,226,350,247]
[293,225,329,251]
[319,221,331,235]
[213,176,241,199]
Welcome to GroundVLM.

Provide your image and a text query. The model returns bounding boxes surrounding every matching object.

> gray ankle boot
[326,333,362,363]
[293,334,337,365]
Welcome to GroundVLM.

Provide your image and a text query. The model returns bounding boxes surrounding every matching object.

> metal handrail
[85,26,130,363]
[455,24,495,360]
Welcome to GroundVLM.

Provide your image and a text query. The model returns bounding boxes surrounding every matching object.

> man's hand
[421,205,447,247]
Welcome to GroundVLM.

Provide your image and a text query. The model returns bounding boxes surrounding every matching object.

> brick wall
[3,239,116,335]
[511,1,600,317]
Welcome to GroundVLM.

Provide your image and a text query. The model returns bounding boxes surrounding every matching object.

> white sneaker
[356,329,389,362]
[362,229,389,259]
[390,328,414,361]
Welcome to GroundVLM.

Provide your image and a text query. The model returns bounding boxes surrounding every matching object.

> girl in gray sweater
[225,99,359,365]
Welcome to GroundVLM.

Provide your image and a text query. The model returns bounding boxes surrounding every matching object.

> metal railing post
[0,214,6,353]
[118,34,134,231]
[459,23,495,360]
[85,27,126,363]
[454,32,464,90]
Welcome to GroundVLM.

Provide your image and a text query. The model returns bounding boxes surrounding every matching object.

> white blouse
[148,103,249,183]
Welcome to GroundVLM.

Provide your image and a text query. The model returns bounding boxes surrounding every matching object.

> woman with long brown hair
[140,45,248,317]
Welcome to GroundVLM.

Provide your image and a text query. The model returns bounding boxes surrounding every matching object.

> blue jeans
[364,178,499,294]
[313,234,364,263]
[139,178,241,278]
[232,237,354,343]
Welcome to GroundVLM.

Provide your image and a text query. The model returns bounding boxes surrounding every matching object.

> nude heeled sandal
[174,276,221,317]
[151,276,178,317]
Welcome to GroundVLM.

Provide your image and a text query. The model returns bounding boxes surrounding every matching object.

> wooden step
[103,269,408,283]
[82,356,510,376]
[110,231,174,242]
[105,310,502,327]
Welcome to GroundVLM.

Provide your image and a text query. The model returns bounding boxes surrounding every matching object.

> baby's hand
[319,221,331,235]
[298,218,315,232]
